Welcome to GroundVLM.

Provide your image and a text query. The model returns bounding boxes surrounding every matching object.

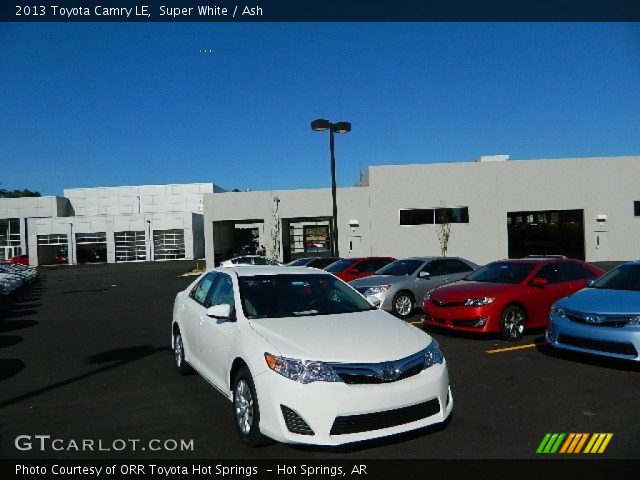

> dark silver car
[350,257,479,318]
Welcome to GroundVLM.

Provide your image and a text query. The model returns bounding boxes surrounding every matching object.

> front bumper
[253,362,452,445]
[547,312,640,362]
[422,302,499,333]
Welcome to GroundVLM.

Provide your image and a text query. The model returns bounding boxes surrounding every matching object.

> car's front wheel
[392,291,415,319]
[500,305,526,341]
[172,328,192,375]
[233,367,268,447]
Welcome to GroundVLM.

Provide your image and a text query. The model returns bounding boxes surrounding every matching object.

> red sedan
[422,258,604,341]
[325,257,396,283]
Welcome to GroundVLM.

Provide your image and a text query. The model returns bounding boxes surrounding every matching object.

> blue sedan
[547,260,640,362]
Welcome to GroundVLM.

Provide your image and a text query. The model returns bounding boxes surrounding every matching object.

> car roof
[491,258,578,264]
[215,266,330,277]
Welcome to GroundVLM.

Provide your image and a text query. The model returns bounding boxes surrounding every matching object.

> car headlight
[551,305,566,317]
[464,297,495,306]
[264,353,341,384]
[364,284,391,296]
[424,340,445,368]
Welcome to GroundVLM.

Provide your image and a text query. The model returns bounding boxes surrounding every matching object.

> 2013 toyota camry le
[171,266,452,447]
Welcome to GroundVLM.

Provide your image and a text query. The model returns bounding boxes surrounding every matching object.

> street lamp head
[311,119,331,132]
[333,122,351,134]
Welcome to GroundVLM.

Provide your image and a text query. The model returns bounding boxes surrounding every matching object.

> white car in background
[171,266,452,446]
[219,256,281,267]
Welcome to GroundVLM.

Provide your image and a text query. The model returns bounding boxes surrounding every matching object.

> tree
[436,205,452,257]
[0,188,41,198]
[267,198,281,262]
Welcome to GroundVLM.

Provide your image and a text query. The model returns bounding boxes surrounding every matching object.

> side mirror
[586,279,595,287]
[530,277,548,288]
[418,271,431,278]
[206,303,232,319]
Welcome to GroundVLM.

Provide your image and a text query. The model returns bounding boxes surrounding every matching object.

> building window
[400,209,435,225]
[400,207,469,225]
[634,201,640,217]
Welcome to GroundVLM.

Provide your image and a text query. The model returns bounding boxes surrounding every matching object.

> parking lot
[1,261,638,459]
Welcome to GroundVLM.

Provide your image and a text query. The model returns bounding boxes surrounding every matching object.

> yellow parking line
[409,320,423,325]
[486,343,539,354]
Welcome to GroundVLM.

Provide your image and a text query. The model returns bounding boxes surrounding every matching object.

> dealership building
[2,155,639,268]
[202,155,640,268]
[0,183,219,266]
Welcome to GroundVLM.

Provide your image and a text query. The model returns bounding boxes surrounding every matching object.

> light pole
[310,119,351,257]
[69,222,74,265]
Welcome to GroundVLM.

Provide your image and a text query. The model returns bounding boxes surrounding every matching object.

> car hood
[349,275,406,288]
[556,288,640,315]
[430,281,516,301]
[248,309,429,363]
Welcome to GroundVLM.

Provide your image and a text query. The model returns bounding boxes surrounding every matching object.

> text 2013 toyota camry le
[171,266,452,446]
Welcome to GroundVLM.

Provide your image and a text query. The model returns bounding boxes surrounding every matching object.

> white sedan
[219,256,281,267]
[171,266,453,446]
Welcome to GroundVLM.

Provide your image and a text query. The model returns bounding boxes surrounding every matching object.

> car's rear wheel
[500,305,526,341]
[392,291,415,319]
[233,367,268,447]
[172,328,192,375]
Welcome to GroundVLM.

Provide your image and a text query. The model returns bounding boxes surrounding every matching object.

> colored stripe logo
[536,433,613,454]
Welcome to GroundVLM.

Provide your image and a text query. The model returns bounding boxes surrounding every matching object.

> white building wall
[368,156,640,264]
[63,183,214,217]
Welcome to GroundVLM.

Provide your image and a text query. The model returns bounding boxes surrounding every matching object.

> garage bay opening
[507,209,585,260]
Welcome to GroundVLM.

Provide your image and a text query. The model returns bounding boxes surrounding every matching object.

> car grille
[557,334,638,357]
[281,405,314,435]
[330,349,426,385]
[566,312,633,328]
[330,399,440,435]
[431,299,465,307]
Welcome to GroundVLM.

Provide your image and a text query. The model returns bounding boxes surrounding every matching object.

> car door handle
[199,315,206,326]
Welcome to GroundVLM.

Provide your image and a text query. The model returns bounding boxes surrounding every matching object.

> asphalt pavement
[1,262,638,459]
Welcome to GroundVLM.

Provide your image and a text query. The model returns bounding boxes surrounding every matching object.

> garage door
[37,234,68,265]
[76,232,107,263]
[153,229,186,260]
[507,209,585,260]
[114,231,146,262]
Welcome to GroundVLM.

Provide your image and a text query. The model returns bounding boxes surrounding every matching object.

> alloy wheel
[174,333,183,367]
[234,379,254,436]
[503,309,525,339]
[395,295,413,317]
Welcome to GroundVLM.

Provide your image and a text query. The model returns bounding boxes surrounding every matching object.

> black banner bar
[2,0,640,22]
[3,459,640,480]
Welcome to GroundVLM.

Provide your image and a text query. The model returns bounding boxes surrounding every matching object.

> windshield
[238,274,374,318]
[591,264,640,291]
[466,262,534,284]
[325,258,356,272]
[375,259,424,276]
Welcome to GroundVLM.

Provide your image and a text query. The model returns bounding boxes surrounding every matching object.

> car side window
[535,264,564,284]
[372,258,392,271]
[561,262,596,281]
[189,273,218,306]
[424,260,448,277]
[206,274,236,313]
[445,259,474,274]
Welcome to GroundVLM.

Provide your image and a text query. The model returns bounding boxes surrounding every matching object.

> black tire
[232,366,269,447]
[392,291,415,319]
[499,305,526,341]
[172,328,192,375]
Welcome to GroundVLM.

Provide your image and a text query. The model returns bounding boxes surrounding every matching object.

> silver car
[350,257,479,318]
